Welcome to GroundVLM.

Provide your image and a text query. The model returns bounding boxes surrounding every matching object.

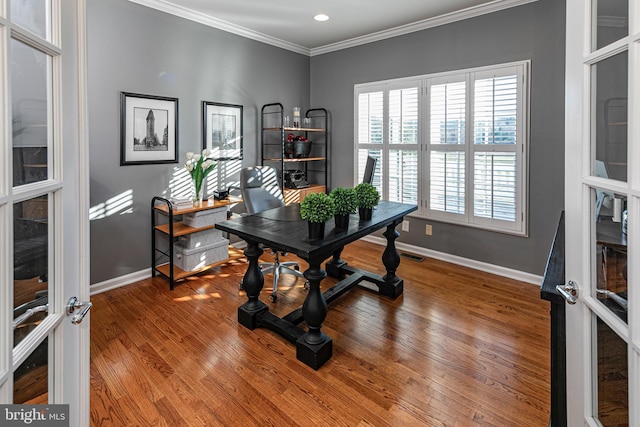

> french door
[0,1,89,425]
[565,0,638,425]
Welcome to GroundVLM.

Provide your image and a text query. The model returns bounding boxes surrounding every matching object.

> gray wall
[88,0,565,285]
[310,0,566,275]
[87,0,310,284]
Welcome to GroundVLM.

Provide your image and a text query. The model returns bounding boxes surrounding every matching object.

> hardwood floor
[90,240,551,426]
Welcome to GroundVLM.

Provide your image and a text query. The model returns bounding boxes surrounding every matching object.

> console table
[215,200,417,369]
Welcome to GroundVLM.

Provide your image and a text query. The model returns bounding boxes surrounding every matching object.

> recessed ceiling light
[314,14,329,22]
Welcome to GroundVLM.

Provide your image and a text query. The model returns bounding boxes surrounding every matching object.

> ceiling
[130,0,536,55]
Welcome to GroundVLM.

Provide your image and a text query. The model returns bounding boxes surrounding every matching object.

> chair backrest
[240,166,285,214]
[363,155,377,184]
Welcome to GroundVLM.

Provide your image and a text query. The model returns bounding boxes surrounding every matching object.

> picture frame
[202,101,243,160]
[120,92,178,165]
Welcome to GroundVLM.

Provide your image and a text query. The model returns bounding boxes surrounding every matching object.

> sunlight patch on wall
[163,160,242,200]
[89,189,133,220]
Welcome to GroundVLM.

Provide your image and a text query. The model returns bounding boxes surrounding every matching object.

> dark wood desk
[215,200,417,369]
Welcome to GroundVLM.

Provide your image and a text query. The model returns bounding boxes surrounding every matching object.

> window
[354,62,529,235]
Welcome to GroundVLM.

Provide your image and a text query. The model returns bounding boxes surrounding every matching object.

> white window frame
[354,60,530,236]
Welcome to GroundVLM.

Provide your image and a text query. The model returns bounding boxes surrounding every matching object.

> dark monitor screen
[363,156,377,184]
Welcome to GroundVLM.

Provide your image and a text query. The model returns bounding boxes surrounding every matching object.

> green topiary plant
[300,192,335,223]
[329,187,358,216]
[354,183,380,209]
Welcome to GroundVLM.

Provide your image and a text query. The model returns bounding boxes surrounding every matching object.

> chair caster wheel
[269,294,278,303]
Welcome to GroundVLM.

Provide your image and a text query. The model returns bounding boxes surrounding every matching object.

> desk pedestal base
[296,333,332,370]
[238,303,268,330]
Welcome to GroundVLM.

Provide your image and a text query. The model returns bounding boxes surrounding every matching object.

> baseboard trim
[90,268,151,295]
[361,236,543,286]
[90,240,542,294]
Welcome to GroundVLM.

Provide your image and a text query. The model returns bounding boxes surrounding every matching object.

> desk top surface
[216,200,417,260]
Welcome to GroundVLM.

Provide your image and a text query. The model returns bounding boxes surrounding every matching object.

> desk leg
[326,246,347,278]
[238,240,268,330]
[380,220,403,298]
[296,260,332,370]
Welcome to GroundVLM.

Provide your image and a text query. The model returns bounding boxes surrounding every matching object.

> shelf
[261,103,329,191]
[263,127,325,132]
[151,196,242,290]
[154,222,217,236]
[264,157,326,162]
[153,198,234,215]
[154,246,245,280]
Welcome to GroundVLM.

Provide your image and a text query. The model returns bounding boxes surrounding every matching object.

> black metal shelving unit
[260,103,329,193]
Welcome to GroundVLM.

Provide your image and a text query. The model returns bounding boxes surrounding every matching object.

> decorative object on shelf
[202,101,243,160]
[293,135,312,158]
[120,92,178,165]
[300,192,335,239]
[293,106,301,127]
[185,149,216,206]
[285,133,295,158]
[213,188,229,200]
[330,187,357,229]
[354,182,380,221]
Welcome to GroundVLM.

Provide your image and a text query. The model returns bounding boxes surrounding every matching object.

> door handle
[67,297,92,324]
[556,281,578,305]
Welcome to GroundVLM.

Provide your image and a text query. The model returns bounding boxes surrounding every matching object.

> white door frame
[565,0,639,425]
[0,1,90,424]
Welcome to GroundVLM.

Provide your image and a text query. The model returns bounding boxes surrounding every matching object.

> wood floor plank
[90,240,551,426]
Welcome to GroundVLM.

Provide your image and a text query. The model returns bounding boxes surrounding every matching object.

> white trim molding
[129,0,539,57]
[90,268,152,295]
[362,236,543,286]
[93,240,541,295]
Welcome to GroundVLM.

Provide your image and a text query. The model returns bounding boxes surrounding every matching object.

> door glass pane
[592,51,628,182]
[14,338,48,404]
[10,0,50,40]
[592,0,628,51]
[13,196,49,347]
[593,188,627,323]
[11,38,50,187]
[595,317,628,425]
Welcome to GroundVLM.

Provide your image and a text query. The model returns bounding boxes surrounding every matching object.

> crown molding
[129,0,538,57]
[311,0,539,56]
[128,0,311,55]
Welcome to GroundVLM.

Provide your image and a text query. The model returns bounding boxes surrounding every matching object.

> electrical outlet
[402,220,409,232]
[425,224,432,235]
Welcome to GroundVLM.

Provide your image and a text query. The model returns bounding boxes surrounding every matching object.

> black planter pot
[334,214,350,229]
[358,207,373,221]
[308,221,325,239]
[294,141,312,158]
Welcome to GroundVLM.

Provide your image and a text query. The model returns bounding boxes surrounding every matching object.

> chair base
[260,260,305,302]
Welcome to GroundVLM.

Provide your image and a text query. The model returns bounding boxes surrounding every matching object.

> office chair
[363,155,377,184]
[240,166,306,302]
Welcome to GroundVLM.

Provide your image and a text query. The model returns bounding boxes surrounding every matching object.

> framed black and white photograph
[202,101,243,160]
[120,92,178,165]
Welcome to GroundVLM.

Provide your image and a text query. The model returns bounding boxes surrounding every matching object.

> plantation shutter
[388,86,419,204]
[472,73,519,222]
[429,80,466,215]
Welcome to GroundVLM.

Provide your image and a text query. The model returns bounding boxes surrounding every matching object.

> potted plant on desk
[354,183,380,221]
[329,187,357,229]
[300,192,335,239]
